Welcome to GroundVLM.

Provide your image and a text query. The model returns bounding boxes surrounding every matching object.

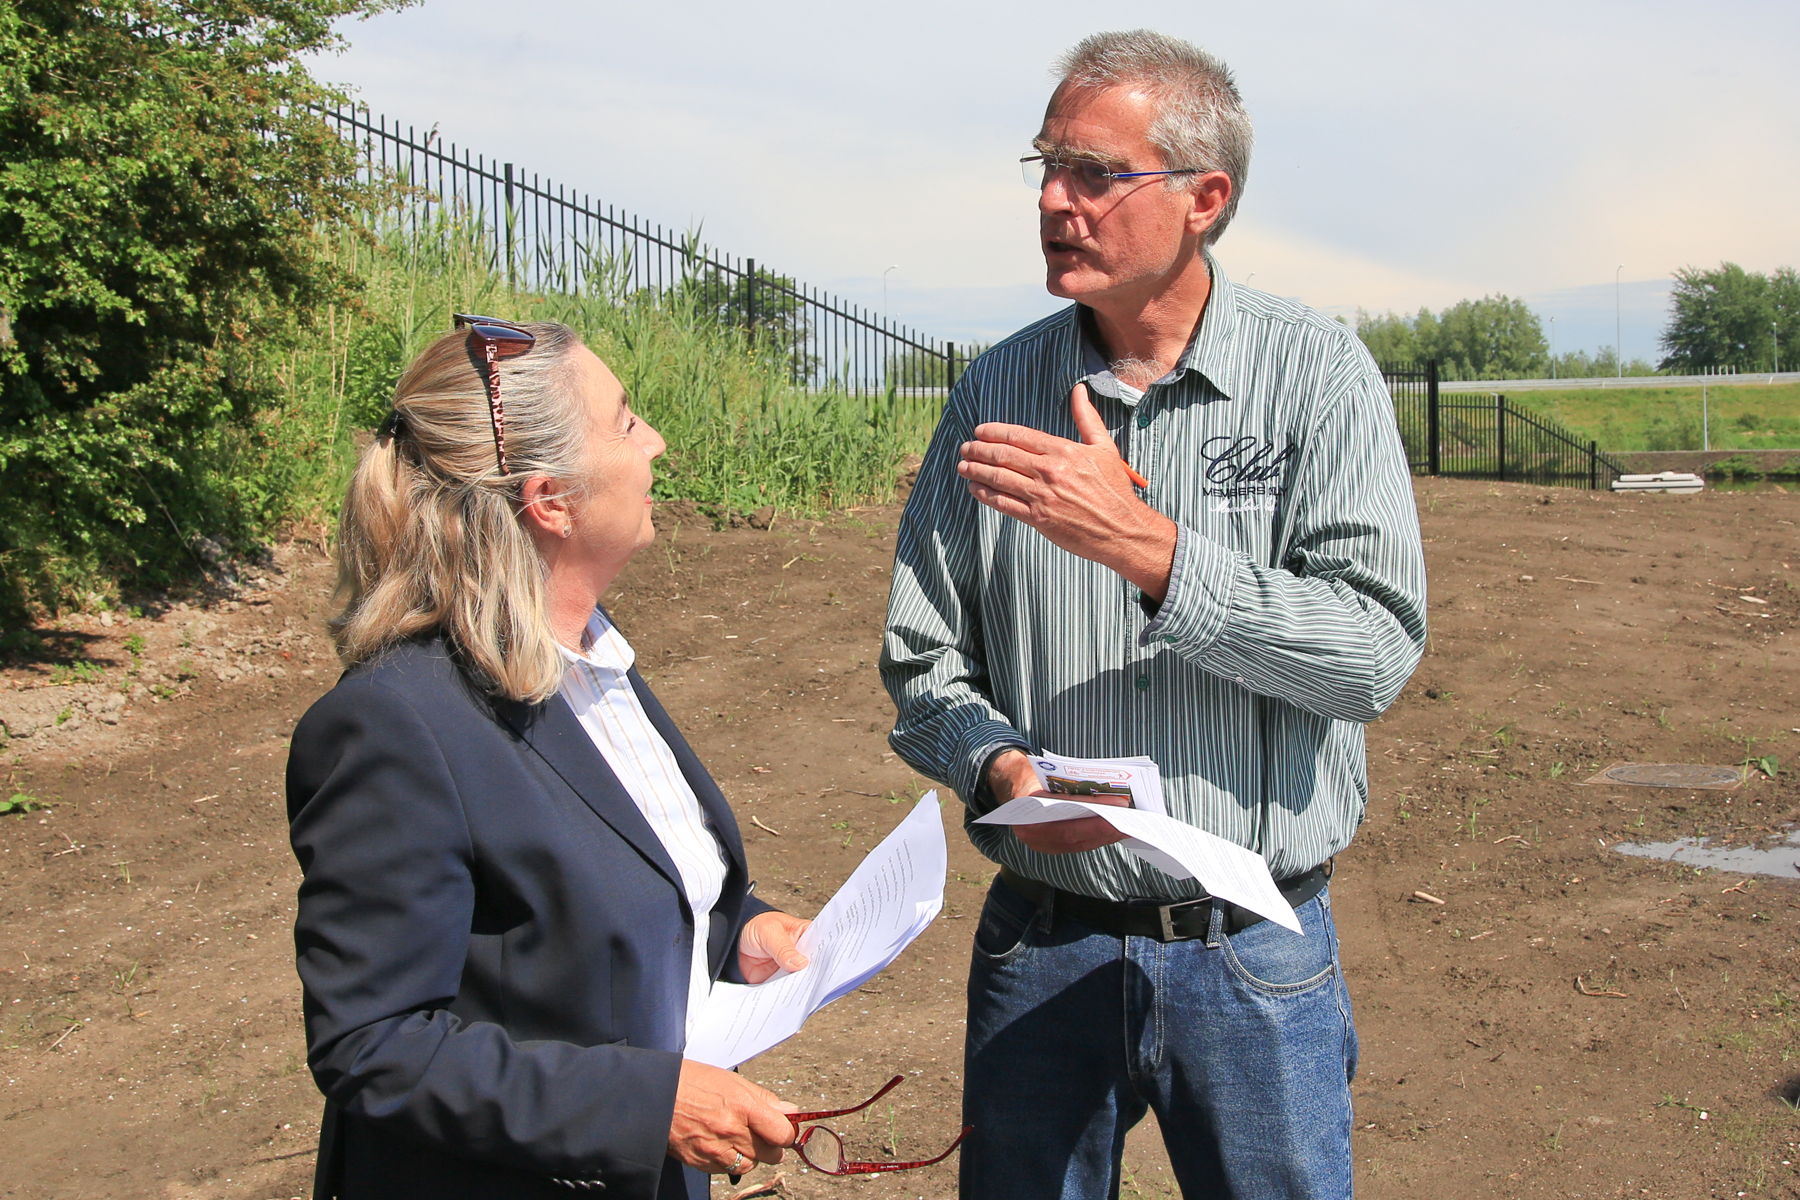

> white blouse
[557,611,728,1039]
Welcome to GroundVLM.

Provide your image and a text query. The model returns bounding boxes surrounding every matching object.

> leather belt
[997,862,1330,942]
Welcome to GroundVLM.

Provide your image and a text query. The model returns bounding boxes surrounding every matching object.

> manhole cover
[1583,762,1744,790]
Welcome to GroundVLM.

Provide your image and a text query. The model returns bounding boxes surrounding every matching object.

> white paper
[684,792,946,1068]
[974,795,1302,934]
[1027,749,1166,815]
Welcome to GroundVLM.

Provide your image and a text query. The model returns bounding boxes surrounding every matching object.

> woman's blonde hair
[330,321,593,702]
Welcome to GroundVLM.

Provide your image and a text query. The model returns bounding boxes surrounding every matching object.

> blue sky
[312,0,1800,364]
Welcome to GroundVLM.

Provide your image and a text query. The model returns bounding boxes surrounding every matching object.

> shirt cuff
[955,727,1033,813]
[1139,523,1239,653]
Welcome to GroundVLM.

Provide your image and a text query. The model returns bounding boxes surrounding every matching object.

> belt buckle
[1154,893,1214,942]
[1157,904,1178,943]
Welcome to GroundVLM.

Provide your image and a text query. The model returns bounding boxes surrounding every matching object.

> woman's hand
[668,1060,795,1174]
[736,910,810,984]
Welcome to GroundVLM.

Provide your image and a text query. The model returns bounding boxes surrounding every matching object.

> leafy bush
[0,0,406,623]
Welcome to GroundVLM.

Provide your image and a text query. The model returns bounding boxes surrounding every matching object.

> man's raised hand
[957,382,1176,600]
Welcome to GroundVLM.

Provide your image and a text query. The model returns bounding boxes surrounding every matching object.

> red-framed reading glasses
[787,1075,971,1175]
[452,312,536,477]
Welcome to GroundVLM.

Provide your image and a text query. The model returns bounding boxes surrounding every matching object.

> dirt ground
[2,476,1797,1200]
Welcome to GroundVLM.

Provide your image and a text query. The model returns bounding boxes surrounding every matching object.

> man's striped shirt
[880,257,1428,899]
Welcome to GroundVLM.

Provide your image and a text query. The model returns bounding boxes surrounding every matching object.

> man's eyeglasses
[1020,154,1201,198]
[787,1075,971,1176]
[453,312,536,477]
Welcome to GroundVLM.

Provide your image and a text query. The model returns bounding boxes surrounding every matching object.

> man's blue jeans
[961,874,1358,1199]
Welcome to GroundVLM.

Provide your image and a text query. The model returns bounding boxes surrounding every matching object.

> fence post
[1426,360,1441,476]
[1589,440,1598,490]
[745,257,758,334]
[503,162,516,289]
[945,342,957,389]
[1495,394,1507,482]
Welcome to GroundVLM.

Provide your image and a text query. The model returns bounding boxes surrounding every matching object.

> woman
[287,315,807,1199]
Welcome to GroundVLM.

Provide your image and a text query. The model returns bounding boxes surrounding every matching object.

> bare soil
[2,477,1797,1200]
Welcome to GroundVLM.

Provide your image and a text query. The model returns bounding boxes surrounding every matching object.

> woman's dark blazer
[285,632,770,1200]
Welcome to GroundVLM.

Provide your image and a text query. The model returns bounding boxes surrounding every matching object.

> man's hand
[736,910,810,984]
[668,1059,795,1174]
[987,749,1129,855]
[958,383,1176,600]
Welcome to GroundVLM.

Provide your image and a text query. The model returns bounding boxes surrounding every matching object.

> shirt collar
[556,609,636,674]
[1071,249,1242,404]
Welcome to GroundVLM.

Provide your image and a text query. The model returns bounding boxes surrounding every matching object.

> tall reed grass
[265,211,946,528]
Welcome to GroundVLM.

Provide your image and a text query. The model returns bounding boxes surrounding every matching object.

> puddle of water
[1615,827,1800,878]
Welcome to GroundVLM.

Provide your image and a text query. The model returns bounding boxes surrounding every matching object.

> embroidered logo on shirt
[1201,436,1293,513]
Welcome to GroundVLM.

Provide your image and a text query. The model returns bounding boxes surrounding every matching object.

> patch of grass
[273,214,943,531]
[1714,1028,1759,1054]
[50,659,105,685]
[1510,381,1800,455]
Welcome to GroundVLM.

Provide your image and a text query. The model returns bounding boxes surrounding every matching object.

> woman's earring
[561,525,573,539]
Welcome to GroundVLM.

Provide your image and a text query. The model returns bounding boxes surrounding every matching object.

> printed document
[685,792,946,1068]
[1026,748,1165,815]
[974,795,1302,934]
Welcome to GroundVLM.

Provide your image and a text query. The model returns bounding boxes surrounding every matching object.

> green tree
[1355,297,1547,379]
[0,0,406,624]
[1770,266,1799,373]
[1353,309,1419,365]
[1425,295,1547,380]
[1659,261,1798,372]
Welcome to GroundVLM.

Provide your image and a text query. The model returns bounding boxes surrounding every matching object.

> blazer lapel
[493,692,685,896]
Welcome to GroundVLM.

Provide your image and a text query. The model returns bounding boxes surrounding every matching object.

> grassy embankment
[1506,381,1800,472]
[264,214,945,534]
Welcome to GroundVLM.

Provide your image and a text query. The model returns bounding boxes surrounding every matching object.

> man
[880,29,1427,1200]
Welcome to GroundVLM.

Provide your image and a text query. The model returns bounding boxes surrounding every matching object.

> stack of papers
[1026,748,1165,815]
[685,792,946,1068]
[974,795,1302,934]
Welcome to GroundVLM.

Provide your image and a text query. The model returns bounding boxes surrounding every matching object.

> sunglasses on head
[453,312,536,477]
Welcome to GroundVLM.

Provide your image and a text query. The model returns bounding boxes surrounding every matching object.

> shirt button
[1135,675,1151,691]
[1136,411,1151,429]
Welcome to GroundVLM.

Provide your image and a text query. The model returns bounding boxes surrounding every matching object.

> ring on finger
[731,1150,745,1174]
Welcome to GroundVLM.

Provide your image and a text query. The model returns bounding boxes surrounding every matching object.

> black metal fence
[1383,362,1624,489]
[322,104,966,392]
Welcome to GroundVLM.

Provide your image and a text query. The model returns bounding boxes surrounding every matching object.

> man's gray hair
[1055,30,1253,244]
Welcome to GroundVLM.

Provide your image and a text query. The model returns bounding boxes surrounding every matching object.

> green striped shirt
[880,257,1427,900]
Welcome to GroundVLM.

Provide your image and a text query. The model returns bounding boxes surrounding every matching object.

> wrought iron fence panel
[321,104,964,395]
[1389,371,1624,490]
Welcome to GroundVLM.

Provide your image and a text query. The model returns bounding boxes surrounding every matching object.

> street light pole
[1615,264,1624,379]
[882,264,899,320]
[1549,314,1557,379]
[1774,321,1781,374]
